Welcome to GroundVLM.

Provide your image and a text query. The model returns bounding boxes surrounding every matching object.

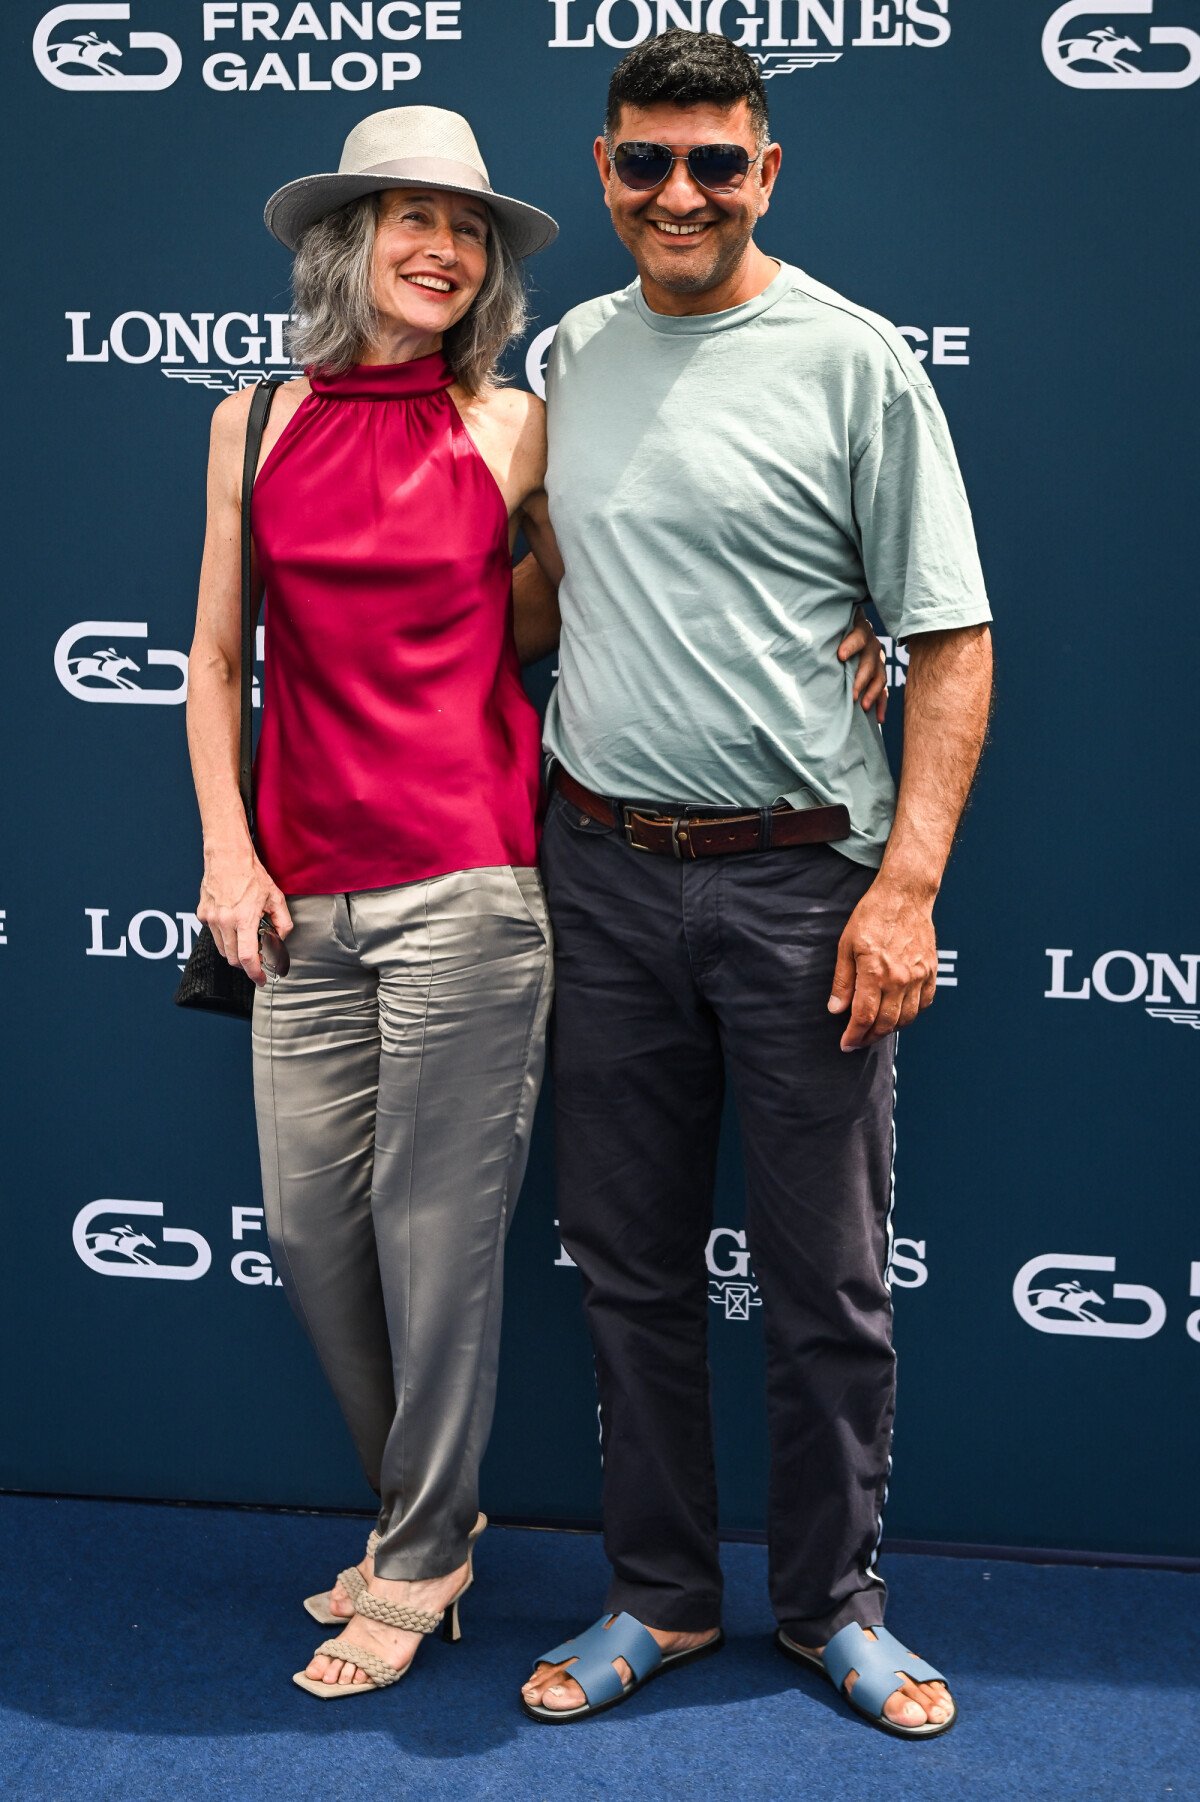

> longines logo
[56,621,265,707]
[86,907,203,969]
[556,1224,928,1314]
[1014,1253,1167,1339]
[37,3,466,93]
[1045,948,1199,1030]
[547,0,952,68]
[66,311,298,396]
[1043,1,1200,88]
[73,1202,283,1287]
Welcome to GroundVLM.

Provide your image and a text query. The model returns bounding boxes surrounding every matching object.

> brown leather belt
[553,767,851,862]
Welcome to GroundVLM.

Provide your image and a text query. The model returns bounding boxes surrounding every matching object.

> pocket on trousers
[548,787,618,837]
[506,865,553,949]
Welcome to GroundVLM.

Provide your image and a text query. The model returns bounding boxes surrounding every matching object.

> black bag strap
[239,379,283,830]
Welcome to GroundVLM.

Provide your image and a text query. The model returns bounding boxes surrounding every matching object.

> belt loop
[758,806,772,850]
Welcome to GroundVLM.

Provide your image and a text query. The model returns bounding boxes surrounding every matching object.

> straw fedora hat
[264,106,558,259]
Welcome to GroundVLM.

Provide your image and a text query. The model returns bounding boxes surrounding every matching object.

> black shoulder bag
[175,378,283,1019]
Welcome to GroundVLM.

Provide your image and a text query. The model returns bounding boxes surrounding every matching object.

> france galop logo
[1013,1253,1166,1338]
[73,1200,211,1281]
[34,5,182,90]
[1043,1,1200,87]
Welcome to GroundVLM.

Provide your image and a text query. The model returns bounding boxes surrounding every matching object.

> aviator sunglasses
[611,140,760,194]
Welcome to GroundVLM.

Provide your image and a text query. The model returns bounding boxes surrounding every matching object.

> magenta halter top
[250,352,542,895]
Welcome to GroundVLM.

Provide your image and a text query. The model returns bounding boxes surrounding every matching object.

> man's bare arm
[513,551,561,665]
[828,623,993,1050]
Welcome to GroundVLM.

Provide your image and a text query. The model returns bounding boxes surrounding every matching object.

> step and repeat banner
[3,1,1197,1559]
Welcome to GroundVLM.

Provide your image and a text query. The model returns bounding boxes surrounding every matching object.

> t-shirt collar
[631,258,792,335]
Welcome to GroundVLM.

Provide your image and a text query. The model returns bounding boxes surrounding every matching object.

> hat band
[356,156,493,196]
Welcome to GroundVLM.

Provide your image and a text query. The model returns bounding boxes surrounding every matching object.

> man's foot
[325,1546,373,1621]
[796,1629,953,1728]
[305,1560,469,1688]
[521,1616,721,1713]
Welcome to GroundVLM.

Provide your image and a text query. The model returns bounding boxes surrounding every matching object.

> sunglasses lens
[688,144,751,190]
[614,142,674,190]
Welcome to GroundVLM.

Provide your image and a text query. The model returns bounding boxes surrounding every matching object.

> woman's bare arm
[506,395,564,665]
[185,389,292,984]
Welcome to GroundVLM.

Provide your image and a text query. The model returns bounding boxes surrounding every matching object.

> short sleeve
[543,325,567,414]
[851,379,992,642]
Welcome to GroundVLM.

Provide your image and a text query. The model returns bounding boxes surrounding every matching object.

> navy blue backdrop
[3,0,1198,1559]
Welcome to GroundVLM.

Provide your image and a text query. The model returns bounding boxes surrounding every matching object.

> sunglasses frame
[611,140,761,195]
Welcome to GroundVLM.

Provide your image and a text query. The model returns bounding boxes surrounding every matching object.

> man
[520,31,992,1738]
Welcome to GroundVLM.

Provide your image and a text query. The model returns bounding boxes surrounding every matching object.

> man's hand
[828,876,937,1051]
[827,622,992,1050]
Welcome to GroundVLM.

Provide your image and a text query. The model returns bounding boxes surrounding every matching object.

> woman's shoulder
[210,375,310,441]
[459,381,543,438]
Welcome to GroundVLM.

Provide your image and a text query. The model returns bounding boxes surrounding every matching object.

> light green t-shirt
[542,259,991,867]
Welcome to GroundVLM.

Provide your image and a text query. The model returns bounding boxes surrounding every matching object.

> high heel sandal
[303,1529,380,1627]
[292,1516,485,1699]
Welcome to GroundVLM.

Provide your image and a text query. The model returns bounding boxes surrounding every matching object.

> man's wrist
[874,847,942,905]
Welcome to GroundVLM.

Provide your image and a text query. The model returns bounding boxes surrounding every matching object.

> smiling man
[520,31,992,1737]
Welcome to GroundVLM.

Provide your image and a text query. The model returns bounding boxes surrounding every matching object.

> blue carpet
[1,1495,1196,1801]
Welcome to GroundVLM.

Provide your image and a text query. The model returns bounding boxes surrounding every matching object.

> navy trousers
[540,784,898,1644]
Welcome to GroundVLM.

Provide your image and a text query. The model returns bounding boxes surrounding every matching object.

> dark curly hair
[604,29,770,145]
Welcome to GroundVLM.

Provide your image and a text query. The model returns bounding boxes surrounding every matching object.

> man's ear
[593,135,614,211]
[757,142,783,216]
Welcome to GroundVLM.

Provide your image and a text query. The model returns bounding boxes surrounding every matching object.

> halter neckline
[308,352,454,400]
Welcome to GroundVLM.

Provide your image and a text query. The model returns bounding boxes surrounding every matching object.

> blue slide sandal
[523,1612,724,1724]
[776,1621,957,1740]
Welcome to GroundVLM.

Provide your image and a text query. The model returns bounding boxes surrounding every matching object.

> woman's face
[369,187,490,345]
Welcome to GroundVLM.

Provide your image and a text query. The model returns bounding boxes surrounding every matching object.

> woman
[186,105,888,1701]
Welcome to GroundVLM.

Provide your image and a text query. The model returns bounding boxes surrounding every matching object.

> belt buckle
[622,805,689,858]
[621,803,655,853]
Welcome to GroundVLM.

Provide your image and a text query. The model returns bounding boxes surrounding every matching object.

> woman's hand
[198,844,293,987]
[837,606,890,723]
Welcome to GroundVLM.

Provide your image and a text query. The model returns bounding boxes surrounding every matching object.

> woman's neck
[359,324,443,366]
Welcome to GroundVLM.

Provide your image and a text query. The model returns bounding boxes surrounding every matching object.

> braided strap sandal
[522,1612,724,1724]
[776,1621,957,1740]
[303,1529,381,1627]
[293,1518,484,1699]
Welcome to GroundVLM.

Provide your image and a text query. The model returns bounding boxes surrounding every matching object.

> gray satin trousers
[252,866,552,1580]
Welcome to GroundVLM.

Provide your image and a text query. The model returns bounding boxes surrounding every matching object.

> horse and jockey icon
[33,6,182,92]
[1057,24,1144,70]
[84,1223,157,1265]
[45,30,122,76]
[67,647,141,692]
[1025,1278,1107,1323]
[55,621,190,704]
[1013,1253,1167,1338]
[1043,2,1200,88]
[73,1200,211,1281]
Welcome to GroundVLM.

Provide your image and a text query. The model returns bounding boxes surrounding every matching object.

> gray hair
[287,192,529,396]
